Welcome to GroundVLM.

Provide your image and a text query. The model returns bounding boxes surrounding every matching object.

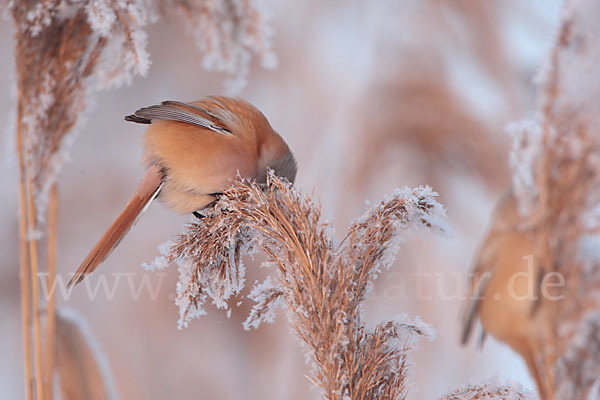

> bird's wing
[530,265,546,317]
[125,100,233,135]
[460,269,491,345]
[460,231,499,345]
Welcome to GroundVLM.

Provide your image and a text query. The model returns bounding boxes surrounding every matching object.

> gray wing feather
[132,101,232,135]
[162,100,224,122]
[461,271,491,345]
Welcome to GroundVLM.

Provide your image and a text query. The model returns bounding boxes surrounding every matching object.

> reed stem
[45,184,58,400]
[17,99,33,400]
[25,150,45,400]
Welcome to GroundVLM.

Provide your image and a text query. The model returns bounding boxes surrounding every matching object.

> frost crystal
[388,314,437,346]
[166,0,277,95]
[86,0,117,36]
[243,276,284,330]
[506,120,542,218]
[142,240,173,271]
[175,258,208,329]
[554,309,600,399]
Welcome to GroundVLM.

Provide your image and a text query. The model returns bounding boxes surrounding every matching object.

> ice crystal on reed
[165,0,277,95]
[243,276,284,330]
[440,380,536,400]
[86,0,118,36]
[142,240,173,271]
[506,120,542,218]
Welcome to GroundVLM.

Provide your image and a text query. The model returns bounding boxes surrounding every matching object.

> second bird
[69,96,297,286]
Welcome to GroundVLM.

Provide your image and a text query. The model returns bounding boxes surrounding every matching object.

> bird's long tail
[68,165,164,287]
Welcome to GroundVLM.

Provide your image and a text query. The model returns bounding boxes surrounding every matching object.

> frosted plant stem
[44,184,58,400]
[25,155,45,400]
[17,100,33,400]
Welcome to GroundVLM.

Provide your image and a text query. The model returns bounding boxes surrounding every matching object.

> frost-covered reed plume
[162,0,277,94]
[147,173,448,399]
[507,0,600,397]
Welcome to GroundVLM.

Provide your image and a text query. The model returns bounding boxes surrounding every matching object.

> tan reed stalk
[25,165,45,400]
[17,99,33,400]
[45,183,58,400]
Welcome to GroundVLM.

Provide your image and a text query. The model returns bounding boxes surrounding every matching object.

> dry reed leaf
[55,309,116,400]
[147,173,448,399]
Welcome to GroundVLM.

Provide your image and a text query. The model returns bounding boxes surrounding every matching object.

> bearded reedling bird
[68,97,297,287]
[461,191,553,399]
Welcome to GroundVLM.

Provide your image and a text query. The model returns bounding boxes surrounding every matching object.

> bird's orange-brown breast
[477,232,543,342]
[143,120,257,212]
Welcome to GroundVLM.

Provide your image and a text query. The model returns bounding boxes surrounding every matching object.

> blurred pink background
[1,1,564,398]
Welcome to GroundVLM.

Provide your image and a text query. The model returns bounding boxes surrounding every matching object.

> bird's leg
[523,346,550,400]
[192,193,225,221]
[208,193,225,212]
